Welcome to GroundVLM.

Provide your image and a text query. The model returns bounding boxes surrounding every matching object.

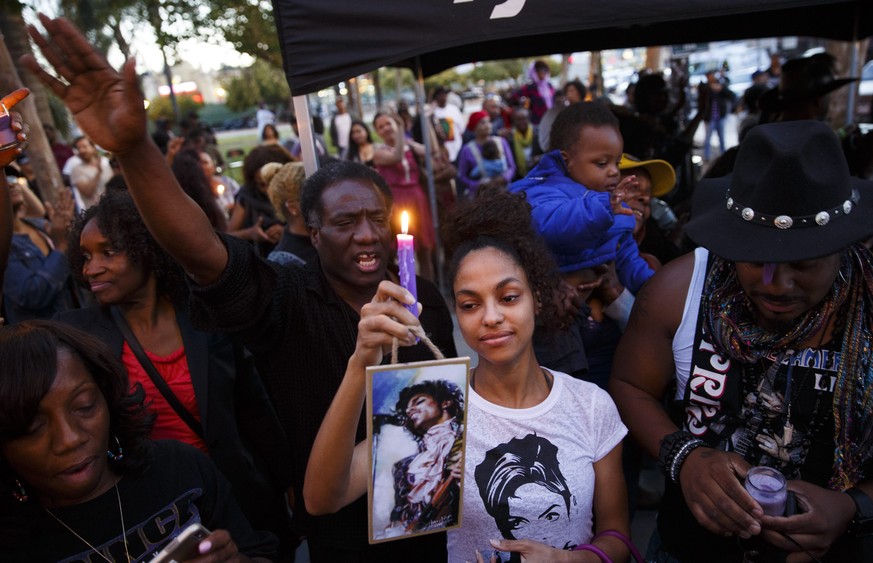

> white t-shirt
[333,112,353,151]
[256,108,276,138]
[70,156,113,210]
[433,103,465,161]
[448,370,627,562]
[62,154,82,178]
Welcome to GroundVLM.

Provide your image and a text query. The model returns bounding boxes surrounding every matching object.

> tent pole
[414,57,445,294]
[293,94,319,176]
[844,3,860,125]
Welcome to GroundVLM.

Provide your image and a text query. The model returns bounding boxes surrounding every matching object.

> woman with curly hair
[304,186,630,562]
[55,189,293,541]
[0,320,278,561]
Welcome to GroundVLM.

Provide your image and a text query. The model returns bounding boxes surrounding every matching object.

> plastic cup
[744,466,787,516]
[0,104,19,151]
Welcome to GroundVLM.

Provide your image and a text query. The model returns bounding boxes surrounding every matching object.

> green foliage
[423,68,467,95]
[133,1,209,56]
[47,96,72,140]
[147,93,204,121]
[60,0,212,64]
[546,58,562,78]
[469,59,526,82]
[222,60,290,111]
[58,0,118,56]
[207,0,282,68]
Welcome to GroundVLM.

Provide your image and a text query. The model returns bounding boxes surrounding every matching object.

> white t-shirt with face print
[447,370,627,562]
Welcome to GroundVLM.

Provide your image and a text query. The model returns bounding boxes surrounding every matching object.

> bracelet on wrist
[572,543,610,562]
[669,438,706,483]
[658,430,706,483]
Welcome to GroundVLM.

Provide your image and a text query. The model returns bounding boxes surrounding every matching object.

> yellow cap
[619,153,676,198]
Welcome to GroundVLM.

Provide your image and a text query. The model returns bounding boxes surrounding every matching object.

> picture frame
[366,356,471,543]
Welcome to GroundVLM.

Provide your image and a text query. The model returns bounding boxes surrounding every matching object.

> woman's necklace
[44,482,131,563]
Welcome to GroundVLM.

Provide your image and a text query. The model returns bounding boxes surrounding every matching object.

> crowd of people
[2,14,873,563]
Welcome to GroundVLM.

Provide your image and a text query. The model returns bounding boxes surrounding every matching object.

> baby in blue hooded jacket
[509,102,654,295]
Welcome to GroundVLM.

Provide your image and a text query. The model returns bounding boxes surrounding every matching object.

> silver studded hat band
[726,188,860,230]
[685,121,873,263]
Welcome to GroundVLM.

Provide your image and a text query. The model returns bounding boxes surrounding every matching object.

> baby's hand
[611,175,637,216]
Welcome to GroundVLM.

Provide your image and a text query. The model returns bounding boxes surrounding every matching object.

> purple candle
[0,104,19,151]
[744,466,787,516]
[397,210,418,317]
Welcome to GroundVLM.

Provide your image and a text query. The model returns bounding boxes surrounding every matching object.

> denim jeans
[704,118,726,160]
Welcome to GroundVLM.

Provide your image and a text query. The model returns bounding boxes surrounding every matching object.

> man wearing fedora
[610,120,873,562]
[759,52,858,123]
[704,52,858,179]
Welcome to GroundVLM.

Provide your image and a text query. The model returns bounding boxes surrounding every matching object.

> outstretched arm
[20,15,227,285]
[304,281,419,515]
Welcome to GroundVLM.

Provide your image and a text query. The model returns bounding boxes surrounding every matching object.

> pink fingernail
[199,540,212,554]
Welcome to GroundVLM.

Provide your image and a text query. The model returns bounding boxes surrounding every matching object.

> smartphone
[151,523,211,563]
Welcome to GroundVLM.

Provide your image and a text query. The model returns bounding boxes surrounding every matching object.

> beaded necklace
[703,245,873,489]
[738,332,832,477]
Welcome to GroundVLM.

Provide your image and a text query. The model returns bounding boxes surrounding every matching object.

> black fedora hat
[685,121,873,263]
[759,52,858,113]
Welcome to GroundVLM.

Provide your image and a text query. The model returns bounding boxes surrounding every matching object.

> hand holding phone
[151,523,211,563]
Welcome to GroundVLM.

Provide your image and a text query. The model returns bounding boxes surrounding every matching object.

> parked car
[220,115,256,131]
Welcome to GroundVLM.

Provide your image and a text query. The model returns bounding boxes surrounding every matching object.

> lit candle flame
[216,183,225,195]
[401,210,409,235]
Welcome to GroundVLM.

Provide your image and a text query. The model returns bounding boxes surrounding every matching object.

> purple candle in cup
[744,466,787,516]
[397,210,418,318]
[0,104,19,151]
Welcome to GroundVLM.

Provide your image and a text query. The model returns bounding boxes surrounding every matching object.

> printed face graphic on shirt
[506,483,569,543]
[474,434,573,550]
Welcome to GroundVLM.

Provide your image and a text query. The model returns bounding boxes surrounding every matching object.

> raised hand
[610,174,637,216]
[20,15,148,156]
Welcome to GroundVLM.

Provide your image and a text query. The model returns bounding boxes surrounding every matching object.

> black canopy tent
[273,0,872,96]
[271,0,872,289]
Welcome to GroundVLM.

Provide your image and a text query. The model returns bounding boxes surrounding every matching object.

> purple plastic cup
[744,466,787,516]
[0,105,19,151]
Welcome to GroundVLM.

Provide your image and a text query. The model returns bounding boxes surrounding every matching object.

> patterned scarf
[701,244,873,490]
[513,126,534,178]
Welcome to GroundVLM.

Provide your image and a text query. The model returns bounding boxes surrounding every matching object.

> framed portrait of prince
[366,356,471,543]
